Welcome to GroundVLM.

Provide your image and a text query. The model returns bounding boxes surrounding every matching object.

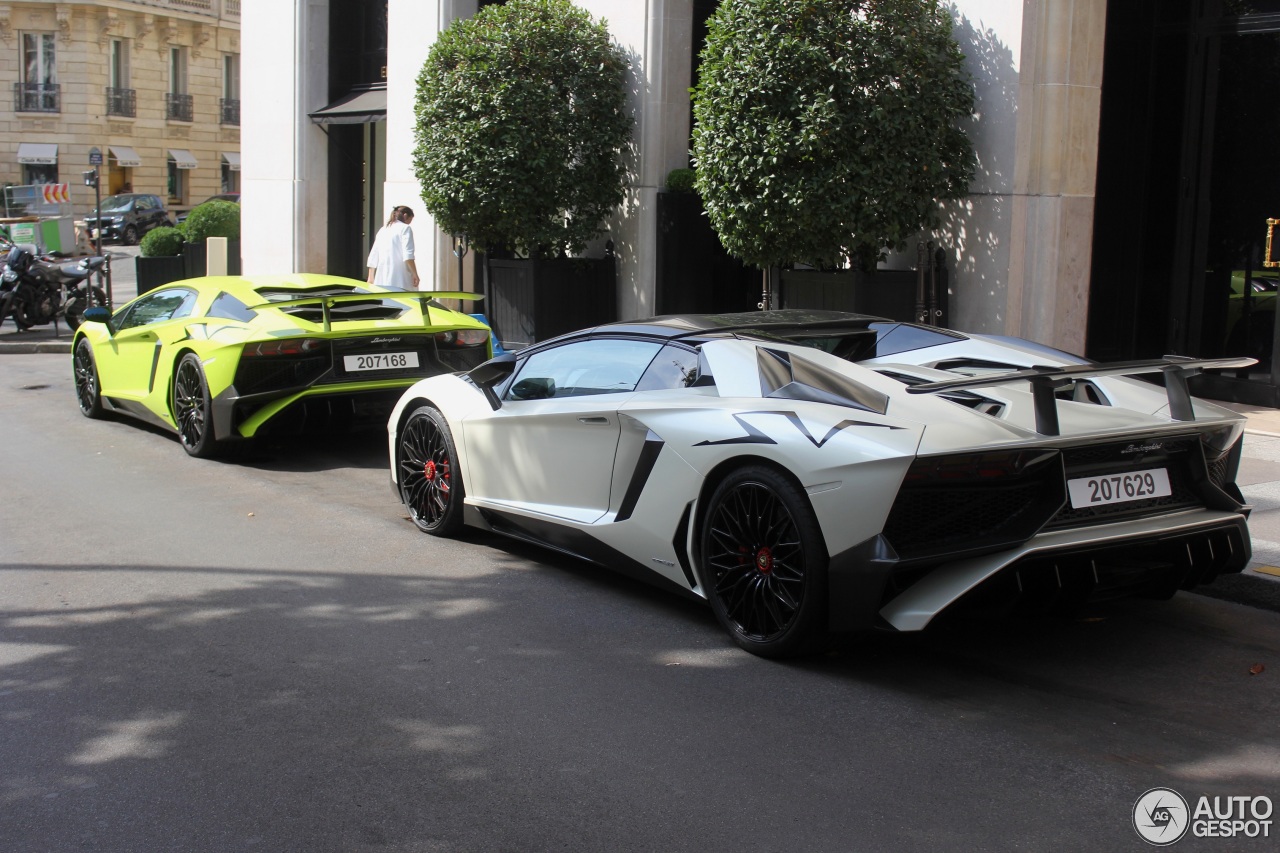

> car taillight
[902,449,1059,483]
[433,329,490,348]
[243,338,326,357]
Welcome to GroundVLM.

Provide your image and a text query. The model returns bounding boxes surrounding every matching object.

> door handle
[578,416,609,425]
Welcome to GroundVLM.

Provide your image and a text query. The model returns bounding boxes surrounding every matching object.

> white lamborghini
[387,311,1254,657]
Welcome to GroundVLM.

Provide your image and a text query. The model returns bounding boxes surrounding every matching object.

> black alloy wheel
[398,405,464,536]
[173,353,219,458]
[122,224,138,245]
[73,338,105,419]
[700,465,828,658]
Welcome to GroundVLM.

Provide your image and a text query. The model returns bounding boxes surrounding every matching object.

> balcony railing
[219,97,240,126]
[165,92,193,122]
[14,83,60,113]
[106,87,137,118]
[118,2,239,21]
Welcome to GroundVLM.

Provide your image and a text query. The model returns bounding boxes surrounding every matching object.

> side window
[136,196,151,211]
[207,292,257,322]
[115,289,196,331]
[634,344,705,391]
[505,338,663,400]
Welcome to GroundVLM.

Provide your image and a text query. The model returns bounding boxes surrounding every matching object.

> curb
[0,339,73,354]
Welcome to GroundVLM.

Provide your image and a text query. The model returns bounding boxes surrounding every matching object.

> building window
[221,54,240,125]
[167,47,192,121]
[22,163,58,185]
[15,32,59,112]
[221,162,240,193]
[167,157,187,204]
[106,38,135,117]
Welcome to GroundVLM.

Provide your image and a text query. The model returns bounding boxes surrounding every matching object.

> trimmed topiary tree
[691,0,975,272]
[139,225,184,257]
[413,0,633,258]
[183,200,241,243]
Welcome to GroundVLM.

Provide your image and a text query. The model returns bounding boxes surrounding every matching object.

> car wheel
[173,353,220,458]
[73,338,105,419]
[122,224,138,245]
[397,405,465,536]
[700,464,829,658]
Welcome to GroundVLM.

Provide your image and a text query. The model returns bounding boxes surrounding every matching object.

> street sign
[88,147,103,166]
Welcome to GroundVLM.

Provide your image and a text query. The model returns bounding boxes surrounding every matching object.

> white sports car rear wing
[904,356,1256,435]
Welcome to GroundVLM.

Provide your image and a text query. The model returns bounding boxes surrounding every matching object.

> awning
[109,145,142,168]
[308,85,387,125]
[17,142,58,164]
[221,151,241,172]
[168,149,198,170]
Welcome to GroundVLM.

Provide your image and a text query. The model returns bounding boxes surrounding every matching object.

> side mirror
[510,377,556,400]
[82,306,111,325]
[469,353,517,389]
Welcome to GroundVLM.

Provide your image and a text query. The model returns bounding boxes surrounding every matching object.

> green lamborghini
[72,274,492,457]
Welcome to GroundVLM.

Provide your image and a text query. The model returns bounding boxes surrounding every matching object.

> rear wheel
[700,465,829,658]
[397,405,465,536]
[73,338,105,418]
[173,353,219,458]
[64,286,107,330]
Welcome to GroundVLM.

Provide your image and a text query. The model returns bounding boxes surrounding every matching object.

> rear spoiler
[250,290,484,332]
[905,356,1256,436]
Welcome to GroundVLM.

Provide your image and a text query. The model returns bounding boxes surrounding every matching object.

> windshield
[92,197,134,215]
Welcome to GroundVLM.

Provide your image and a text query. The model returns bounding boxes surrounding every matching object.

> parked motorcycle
[0,242,108,332]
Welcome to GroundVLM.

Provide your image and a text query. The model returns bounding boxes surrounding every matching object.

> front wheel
[73,338,105,418]
[173,353,220,458]
[397,405,465,536]
[700,465,829,658]
[122,224,138,246]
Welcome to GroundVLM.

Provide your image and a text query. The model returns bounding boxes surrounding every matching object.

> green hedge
[139,226,184,257]
[183,200,241,243]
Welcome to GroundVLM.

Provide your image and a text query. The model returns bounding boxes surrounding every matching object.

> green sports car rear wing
[251,291,484,332]
[905,355,1256,435]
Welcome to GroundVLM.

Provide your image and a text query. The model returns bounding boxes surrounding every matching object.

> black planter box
[486,256,617,350]
[780,266,948,326]
[134,255,187,295]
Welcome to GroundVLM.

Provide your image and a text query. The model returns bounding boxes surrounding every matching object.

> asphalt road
[2,354,1278,852]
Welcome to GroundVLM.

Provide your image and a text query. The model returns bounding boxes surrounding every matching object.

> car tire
[64,286,107,331]
[122,224,138,245]
[397,405,465,536]
[173,353,220,458]
[73,338,105,419]
[699,464,829,658]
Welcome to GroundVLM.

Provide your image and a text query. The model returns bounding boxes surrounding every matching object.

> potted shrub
[181,200,242,278]
[413,0,633,347]
[135,226,186,294]
[690,0,975,312]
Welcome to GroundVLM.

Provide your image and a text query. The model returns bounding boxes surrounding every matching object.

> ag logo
[1134,787,1190,845]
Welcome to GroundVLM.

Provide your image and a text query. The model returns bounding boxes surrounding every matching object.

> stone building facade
[0,0,240,218]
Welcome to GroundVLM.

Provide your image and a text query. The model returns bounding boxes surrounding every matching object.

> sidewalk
[0,245,139,352]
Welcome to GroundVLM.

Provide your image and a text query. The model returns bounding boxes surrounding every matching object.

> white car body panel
[387,311,1254,650]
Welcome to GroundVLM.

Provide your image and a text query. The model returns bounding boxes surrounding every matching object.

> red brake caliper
[424,459,449,493]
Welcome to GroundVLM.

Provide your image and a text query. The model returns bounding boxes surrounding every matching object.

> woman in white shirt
[366,205,420,290]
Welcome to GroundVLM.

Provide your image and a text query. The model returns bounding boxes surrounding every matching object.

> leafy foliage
[183,200,241,243]
[691,0,975,271]
[665,168,697,193]
[413,0,633,258]
[139,226,184,257]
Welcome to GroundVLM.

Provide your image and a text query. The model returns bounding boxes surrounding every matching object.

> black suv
[85,194,174,245]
